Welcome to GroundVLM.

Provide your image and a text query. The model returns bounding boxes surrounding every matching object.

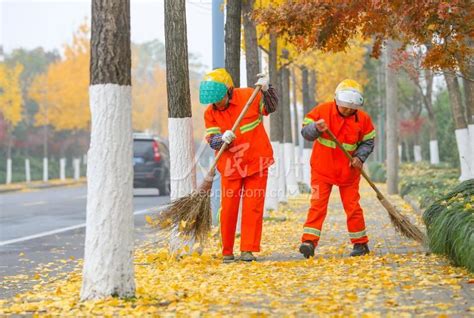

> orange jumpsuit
[301,101,376,246]
[204,88,274,256]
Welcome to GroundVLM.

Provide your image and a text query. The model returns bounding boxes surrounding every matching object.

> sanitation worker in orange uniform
[299,79,376,258]
[200,69,278,263]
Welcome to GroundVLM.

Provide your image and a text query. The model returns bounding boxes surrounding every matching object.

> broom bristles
[155,173,215,244]
[379,197,426,244]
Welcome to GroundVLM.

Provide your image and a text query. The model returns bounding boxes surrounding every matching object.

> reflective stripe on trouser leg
[240,169,268,252]
[339,178,368,244]
[220,177,244,256]
[301,178,333,245]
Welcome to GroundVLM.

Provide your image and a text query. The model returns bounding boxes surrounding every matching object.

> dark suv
[133,133,170,196]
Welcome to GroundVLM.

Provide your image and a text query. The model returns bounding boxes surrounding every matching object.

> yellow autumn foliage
[132,67,168,135]
[29,22,90,131]
[131,47,205,139]
[0,182,472,316]
[304,44,368,102]
[0,63,24,128]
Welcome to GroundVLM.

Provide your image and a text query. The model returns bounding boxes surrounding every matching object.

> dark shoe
[223,255,235,263]
[299,241,315,259]
[240,251,257,262]
[350,243,370,257]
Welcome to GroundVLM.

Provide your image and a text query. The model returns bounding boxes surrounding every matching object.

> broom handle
[325,129,385,200]
[207,85,263,176]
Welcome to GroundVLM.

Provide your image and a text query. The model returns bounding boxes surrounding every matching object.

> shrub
[423,179,474,272]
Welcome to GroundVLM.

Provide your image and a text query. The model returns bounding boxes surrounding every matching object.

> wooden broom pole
[325,129,385,200]
[206,85,262,178]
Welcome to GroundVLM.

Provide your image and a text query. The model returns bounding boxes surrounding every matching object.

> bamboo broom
[326,128,426,244]
[155,85,263,244]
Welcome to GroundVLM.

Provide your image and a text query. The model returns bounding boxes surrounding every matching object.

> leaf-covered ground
[1,182,473,316]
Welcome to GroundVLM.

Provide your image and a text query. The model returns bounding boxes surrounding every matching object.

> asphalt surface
[0,185,169,298]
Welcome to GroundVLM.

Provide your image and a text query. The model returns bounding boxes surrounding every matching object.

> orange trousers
[220,169,268,256]
[301,177,368,246]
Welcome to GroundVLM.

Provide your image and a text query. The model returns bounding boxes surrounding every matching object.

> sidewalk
[0,178,87,193]
[0,182,472,316]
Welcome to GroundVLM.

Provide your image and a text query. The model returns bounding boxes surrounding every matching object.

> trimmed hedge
[423,179,474,272]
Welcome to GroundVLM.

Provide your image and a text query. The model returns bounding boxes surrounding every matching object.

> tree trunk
[309,69,316,105]
[460,51,474,178]
[43,125,48,182]
[6,129,12,184]
[300,66,312,186]
[421,70,440,164]
[413,134,422,162]
[165,0,195,197]
[165,0,197,253]
[444,72,473,180]
[242,0,259,87]
[376,58,385,163]
[277,71,287,203]
[281,64,299,196]
[291,69,299,147]
[82,0,134,300]
[291,68,303,183]
[385,40,399,194]
[225,0,241,87]
[265,32,281,211]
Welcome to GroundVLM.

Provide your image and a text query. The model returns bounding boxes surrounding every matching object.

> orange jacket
[204,88,274,180]
[303,101,376,186]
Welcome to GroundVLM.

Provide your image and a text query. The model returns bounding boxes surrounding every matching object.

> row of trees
[0,23,206,184]
[255,0,474,192]
[2,0,469,301]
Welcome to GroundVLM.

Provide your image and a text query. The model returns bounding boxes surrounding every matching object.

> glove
[255,76,269,92]
[222,130,236,144]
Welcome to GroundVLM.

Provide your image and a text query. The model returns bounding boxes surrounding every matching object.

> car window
[133,140,152,157]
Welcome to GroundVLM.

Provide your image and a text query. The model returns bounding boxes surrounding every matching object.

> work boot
[350,243,370,257]
[240,251,257,262]
[223,255,235,263]
[299,241,315,259]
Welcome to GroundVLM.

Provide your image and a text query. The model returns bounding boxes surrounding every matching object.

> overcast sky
[1,0,214,69]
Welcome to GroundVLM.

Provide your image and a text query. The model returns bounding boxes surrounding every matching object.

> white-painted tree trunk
[60,158,66,181]
[168,118,196,198]
[455,128,474,181]
[303,148,312,187]
[429,140,440,165]
[81,84,135,300]
[42,158,48,182]
[25,158,31,183]
[168,117,197,254]
[265,141,280,214]
[398,145,402,163]
[469,124,474,172]
[73,158,81,180]
[83,154,88,165]
[6,158,12,184]
[413,145,422,162]
[278,143,287,203]
[283,143,299,196]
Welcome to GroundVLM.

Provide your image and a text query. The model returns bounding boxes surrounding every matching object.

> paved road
[0,185,169,284]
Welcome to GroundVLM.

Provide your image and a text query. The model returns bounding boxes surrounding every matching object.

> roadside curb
[403,194,424,215]
[0,186,23,194]
[0,179,87,194]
